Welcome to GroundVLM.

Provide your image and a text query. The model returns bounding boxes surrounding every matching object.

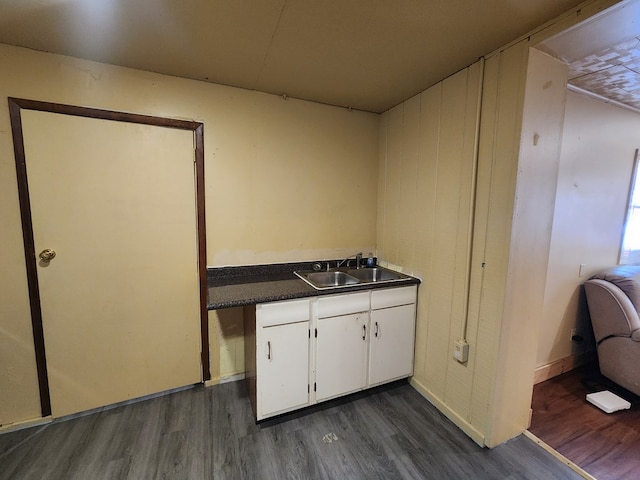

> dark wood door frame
[8,97,210,417]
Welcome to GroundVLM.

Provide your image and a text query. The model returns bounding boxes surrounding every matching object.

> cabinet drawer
[371,285,417,310]
[316,291,370,318]
[258,298,311,327]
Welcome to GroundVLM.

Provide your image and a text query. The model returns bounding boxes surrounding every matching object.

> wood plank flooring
[529,364,640,480]
[0,380,583,480]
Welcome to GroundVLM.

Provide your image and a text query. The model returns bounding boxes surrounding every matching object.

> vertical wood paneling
[383,105,404,265]
[469,42,530,441]
[466,52,503,435]
[378,50,555,446]
[423,71,464,400]
[489,49,568,447]
[412,85,441,382]
[376,111,389,261]
[377,0,619,449]
[378,61,483,434]
[443,64,483,417]
[396,94,421,269]
[465,44,569,447]
[419,82,448,397]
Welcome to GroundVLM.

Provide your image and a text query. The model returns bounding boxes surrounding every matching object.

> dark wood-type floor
[530,364,640,480]
[0,380,582,480]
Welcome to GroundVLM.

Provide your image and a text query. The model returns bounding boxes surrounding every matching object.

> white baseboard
[2,375,249,435]
[409,377,485,447]
[2,383,199,434]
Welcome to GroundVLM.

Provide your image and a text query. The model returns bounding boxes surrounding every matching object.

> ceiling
[538,0,640,112]
[0,0,587,113]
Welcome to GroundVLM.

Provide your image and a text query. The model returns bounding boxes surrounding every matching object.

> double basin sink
[295,266,408,290]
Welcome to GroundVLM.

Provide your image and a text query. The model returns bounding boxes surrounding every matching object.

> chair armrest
[585,279,640,343]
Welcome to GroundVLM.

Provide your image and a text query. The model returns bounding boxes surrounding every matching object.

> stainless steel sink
[295,266,409,290]
[347,267,404,282]
[299,271,359,288]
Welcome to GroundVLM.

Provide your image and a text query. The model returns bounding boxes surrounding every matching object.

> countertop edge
[207,272,420,310]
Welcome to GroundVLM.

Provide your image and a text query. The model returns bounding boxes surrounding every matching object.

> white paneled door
[21,109,202,418]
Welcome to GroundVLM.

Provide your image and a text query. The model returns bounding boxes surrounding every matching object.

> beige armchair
[584,266,640,397]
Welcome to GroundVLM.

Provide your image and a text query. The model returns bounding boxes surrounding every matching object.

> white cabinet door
[315,311,369,402]
[369,303,416,386]
[257,321,309,419]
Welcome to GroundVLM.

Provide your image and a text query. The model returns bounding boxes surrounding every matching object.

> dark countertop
[207,261,420,309]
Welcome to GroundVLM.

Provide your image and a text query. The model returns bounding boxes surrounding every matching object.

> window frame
[619,148,640,264]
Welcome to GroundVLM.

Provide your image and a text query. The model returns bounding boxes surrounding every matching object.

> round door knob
[39,249,56,261]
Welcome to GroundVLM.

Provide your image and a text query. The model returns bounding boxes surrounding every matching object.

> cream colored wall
[0,43,379,426]
[538,91,640,367]
[480,48,569,447]
[377,28,592,449]
[459,0,621,446]
[210,307,246,382]
[377,46,561,447]
[378,47,566,447]
[466,43,532,447]
[378,62,485,443]
[449,0,621,447]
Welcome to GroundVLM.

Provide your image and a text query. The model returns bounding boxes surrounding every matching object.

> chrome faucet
[337,252,363,269]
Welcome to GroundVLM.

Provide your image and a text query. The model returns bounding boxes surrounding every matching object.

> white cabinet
[369,286,417,386]
[369,303,416,386]
[248,298,311,420]
[256,321,310,419]
[315,291,370,401]
[245,285,417,420]
[315,312,369,401]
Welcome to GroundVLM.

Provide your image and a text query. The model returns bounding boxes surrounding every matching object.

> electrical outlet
[453,340,469,363]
